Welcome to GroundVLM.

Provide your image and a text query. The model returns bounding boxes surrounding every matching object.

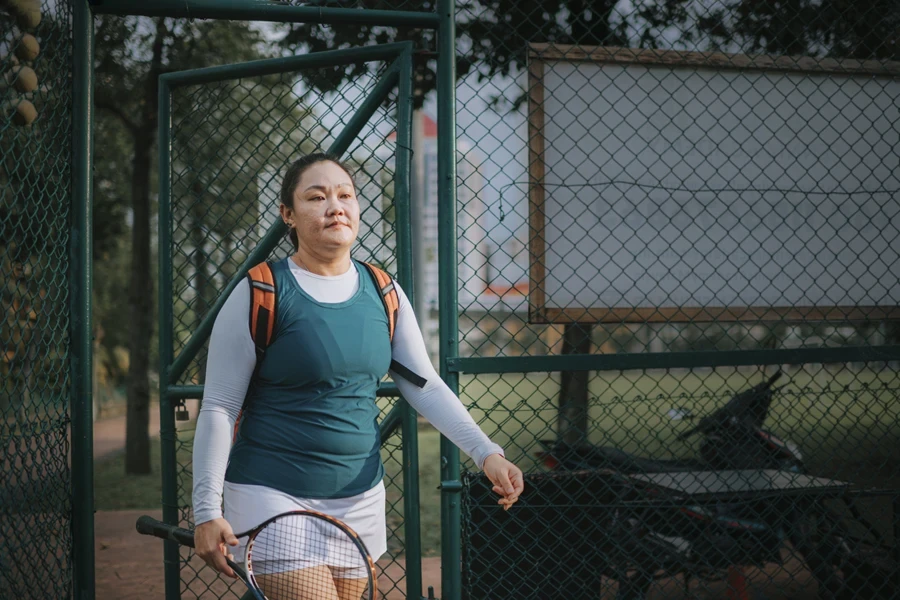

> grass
[457,367,900,470]
[95,367,900,555]
[94,433,193,510]
[94,438,164,510]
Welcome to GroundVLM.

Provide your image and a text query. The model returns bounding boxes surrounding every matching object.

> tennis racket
[136,511,377,600]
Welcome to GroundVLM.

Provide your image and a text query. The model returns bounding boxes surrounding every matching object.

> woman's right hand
[195,518,240,578]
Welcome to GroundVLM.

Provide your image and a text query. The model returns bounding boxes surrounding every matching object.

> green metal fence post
[157,74,181,600]
[71,2,95,598]
[437,0,462,598]
[394,44,424,600]
[91,0,440,28]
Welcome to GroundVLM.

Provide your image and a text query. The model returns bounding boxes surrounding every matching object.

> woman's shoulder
[212,276,251,330]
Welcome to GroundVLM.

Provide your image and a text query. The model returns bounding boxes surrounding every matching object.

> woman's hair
[280,153,356,250]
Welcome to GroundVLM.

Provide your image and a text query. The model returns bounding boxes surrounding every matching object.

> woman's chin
[318,230,355,248]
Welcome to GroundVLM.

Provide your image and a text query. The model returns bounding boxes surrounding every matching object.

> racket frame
[135,510,377,600]
[244,509,377,599]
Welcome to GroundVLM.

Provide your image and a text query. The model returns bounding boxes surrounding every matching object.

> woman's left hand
[482,454,524,510]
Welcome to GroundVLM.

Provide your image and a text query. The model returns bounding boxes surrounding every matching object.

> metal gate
[156,42,423,599]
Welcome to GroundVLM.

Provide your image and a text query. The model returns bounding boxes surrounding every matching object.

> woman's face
[282,160,360,254]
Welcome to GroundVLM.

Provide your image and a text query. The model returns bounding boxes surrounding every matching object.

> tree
[698,0,899,60]
[92,100,135,383]
[93,17,290,474]
[277,0,897,105]
[276,0,694,108]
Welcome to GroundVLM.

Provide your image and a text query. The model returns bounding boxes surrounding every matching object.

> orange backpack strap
[361,261,427,389]
[361,262,399,342]
[247,261,277,359]
[235,261,277,443]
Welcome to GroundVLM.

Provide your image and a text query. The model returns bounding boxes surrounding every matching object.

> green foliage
[700,0,899,60]
[88,17,320,467]
[89,16,315,371]
[275,0,898,110]
[1,12,73,422]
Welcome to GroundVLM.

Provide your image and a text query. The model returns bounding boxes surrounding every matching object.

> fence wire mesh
[0,1,74,598]
[103,0,900,599]
[166,59,413,599]
[451,1,900,599]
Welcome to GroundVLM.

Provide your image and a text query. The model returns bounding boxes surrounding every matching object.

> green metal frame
[66,1,900,598]
[450,346,900,374]
[73,2,454,598]
[71,2,95,599]
[91,0,440,27]
[157,41,420,599]
[435,0,462,598]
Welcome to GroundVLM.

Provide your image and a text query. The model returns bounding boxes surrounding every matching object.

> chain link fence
[6,0,896,598]
[164,58,416,598]
[0,1,75,597]
[451,1,900,598]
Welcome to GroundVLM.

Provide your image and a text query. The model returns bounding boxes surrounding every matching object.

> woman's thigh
[254,565,339,600]
[332,573,369,600]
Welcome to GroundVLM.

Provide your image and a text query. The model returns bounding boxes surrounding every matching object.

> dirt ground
[96,509,830,600]
[95,509,443,600]
[90,405,442,598]
[89,407,446,599]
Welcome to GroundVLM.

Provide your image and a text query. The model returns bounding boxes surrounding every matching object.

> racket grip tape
[135,515,197,548]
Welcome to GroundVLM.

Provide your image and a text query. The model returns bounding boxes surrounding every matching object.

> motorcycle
[534,371,894,599]
[537,372,800,474]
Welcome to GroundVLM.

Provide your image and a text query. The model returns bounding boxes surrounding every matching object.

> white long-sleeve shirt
[192,259,503,525]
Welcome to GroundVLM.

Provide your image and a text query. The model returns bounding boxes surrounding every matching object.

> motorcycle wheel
[837,542,897,600]
[787,505,848,600]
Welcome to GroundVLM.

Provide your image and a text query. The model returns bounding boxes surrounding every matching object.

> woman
[193,153,524,600]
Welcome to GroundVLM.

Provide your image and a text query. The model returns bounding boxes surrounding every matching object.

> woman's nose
[326,195,344,215]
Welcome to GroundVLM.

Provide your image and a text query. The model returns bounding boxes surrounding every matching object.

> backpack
[246,259,407,355]
[234,260,426,441]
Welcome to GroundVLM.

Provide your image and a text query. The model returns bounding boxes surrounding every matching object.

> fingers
[492,464,525,510]
[484,456,525,510]
[199,542,236,578]
[498,497,516,511]
[210,544,236,578]
[492,482,521,510]
[196,519,239,578]
[495,466,515,497]
[509,465,525,496]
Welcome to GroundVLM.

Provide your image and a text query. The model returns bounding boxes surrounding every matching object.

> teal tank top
[224,258,392,498]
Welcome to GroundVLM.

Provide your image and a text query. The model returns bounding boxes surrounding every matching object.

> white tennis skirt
[223,479,386,576]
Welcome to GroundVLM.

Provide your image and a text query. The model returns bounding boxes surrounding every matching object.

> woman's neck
[291,249,352,277]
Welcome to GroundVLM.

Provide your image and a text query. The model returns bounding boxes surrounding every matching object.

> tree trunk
[124,131,154,475]
[125,18,166,475]
[558,323,592,446]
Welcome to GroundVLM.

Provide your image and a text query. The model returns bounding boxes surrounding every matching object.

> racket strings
[249,514,373,600]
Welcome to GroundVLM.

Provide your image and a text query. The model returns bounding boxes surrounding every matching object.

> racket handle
[136,516,264,599]
[135,515,196,548]
[226,558,265,600]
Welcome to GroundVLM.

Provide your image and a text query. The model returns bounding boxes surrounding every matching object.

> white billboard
[527,44,900,323]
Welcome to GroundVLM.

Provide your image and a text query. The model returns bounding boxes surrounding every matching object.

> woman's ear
[279,203,293,226]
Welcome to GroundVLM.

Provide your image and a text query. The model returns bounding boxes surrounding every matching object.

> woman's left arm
[388,283,524,508]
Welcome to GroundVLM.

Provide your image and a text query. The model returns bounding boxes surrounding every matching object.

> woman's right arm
[192,278,257,526]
